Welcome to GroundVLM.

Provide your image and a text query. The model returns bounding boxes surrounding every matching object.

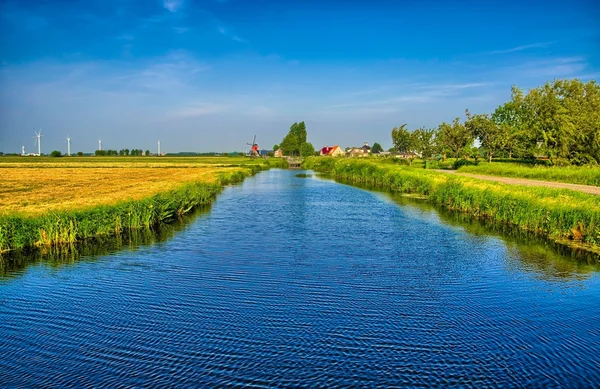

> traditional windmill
[246,135,259,157]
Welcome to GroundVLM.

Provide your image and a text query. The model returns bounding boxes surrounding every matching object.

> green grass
[457,162,600,187]
[0,161,284,253]
[303,157,600,250]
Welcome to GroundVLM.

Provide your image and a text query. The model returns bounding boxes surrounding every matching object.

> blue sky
[1,0,598,153]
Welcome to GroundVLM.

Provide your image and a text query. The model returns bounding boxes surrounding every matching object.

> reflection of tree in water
[0,205,212,280]
[387,193,600,282]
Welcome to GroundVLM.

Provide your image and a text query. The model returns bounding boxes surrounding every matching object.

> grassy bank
[0,157,286,252]
[457,162,600,187]
[303,157,600,252]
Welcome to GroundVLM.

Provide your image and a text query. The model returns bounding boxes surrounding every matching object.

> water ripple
[1,170,599,388]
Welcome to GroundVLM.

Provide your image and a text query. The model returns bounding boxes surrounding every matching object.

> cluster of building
[320,143,393,157]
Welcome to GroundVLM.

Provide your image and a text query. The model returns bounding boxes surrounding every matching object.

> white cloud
[486,41,556,55]
[169,103,228,118]
[163,0,183,12]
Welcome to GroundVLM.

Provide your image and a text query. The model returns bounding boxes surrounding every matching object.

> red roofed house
[320,145,345,157]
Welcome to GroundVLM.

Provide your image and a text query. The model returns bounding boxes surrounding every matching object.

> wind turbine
[21,145,25,156]
[33,129,42,156]
[66,135,71,156]
[98,139,102,151]
[158,140,161,156]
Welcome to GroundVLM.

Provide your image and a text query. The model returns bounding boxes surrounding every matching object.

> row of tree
[94,149,151,156]
[391,79,600,164]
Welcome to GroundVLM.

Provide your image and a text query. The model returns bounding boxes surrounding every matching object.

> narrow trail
[435,170,600,196]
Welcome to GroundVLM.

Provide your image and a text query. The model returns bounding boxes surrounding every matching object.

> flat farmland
[0,157,268,216]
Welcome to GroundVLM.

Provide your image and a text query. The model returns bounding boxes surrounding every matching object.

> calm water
[1,169,600,388]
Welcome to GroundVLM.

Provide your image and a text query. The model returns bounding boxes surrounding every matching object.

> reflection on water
[1,170,599,388]
[0,205,212,280]
[388,194,600,282]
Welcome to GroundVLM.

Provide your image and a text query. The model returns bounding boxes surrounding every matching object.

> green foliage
[465,110,507,162]
[280,122,307,156]
[438,118,473,159]
[453,159,479,169]
[50,150,62,157]
[300,142,315,157]
[410,128,436,159]
[371,142,383,154]
[273,144,280,151]
[391,124,411,153]
[76,152,84,157]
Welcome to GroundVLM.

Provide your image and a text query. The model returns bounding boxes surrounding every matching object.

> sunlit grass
[457,162,600,187]
[0,156,285,252]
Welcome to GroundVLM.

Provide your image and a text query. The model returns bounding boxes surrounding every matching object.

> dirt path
[435,170,600,195]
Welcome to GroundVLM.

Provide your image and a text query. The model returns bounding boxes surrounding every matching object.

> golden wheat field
[0,157,258,216]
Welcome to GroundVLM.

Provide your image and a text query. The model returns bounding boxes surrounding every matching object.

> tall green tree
[438,118,473,159]
[391,124,411,153]
[492,86,529,159]
[465,110,507,163]
[280,121,309,156]
[410,128,436,160]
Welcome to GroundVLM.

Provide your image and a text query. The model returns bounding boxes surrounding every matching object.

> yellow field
[0,156,262,216]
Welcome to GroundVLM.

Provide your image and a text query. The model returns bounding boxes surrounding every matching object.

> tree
[50,150,62,157]
[410,128,436,160]
[371,142,383,154]
[280,121,308,156]
[145,150,150,156]
[300,142,315,157]
[77,151,83,157]
[465,109,507,163]
[391,124,411,153]
[438,118,473,159]
[492,86,529,159]
[273,144,280,151]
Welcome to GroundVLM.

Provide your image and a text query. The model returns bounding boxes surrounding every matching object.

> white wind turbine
[33,129,42,156]
[98,139,102,151]
[157,140,161,156]
[66,135,71,156]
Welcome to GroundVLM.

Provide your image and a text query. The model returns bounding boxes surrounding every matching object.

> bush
[453,159,478,169]
[50,150,62,157]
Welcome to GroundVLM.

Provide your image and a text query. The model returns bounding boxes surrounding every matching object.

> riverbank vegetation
[0,156,285,252]
[391,79,599,166]
[303,157,600,253]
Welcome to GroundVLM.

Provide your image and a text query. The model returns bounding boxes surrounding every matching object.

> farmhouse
[274,149,283,157]
[320,145,345,157]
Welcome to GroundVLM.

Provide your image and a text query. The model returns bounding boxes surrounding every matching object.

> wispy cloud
[163,0,183,13]
[509,57,587,77]
[217,26,248,43]
[169,103,228,118]
[486,41,556,55]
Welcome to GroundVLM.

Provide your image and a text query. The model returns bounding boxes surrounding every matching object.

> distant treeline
[95,149,150,156]
[391,79,599,165]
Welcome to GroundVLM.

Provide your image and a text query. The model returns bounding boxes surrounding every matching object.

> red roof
[321,145,340,155]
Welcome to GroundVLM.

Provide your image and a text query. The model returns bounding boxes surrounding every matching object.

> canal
[1,169,599,387]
